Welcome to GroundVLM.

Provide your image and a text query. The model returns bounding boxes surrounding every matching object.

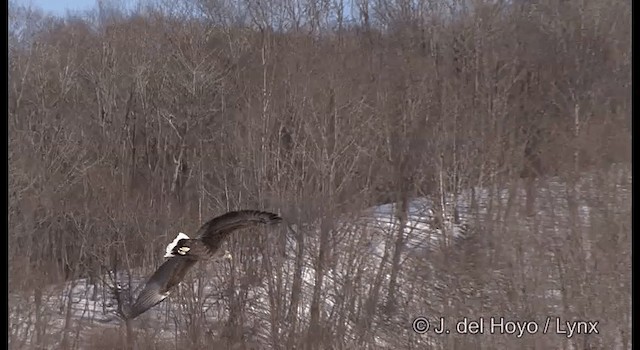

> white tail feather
[164,232,190,257]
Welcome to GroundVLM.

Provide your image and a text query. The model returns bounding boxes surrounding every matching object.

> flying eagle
[126,210,282,319]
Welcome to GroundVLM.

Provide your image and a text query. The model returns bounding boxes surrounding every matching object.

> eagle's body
[126,210,282,319]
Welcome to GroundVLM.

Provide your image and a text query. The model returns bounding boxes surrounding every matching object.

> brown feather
[194,210,282,254]
[127,256,197,319]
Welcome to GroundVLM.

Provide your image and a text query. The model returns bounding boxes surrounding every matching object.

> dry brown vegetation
[8,0,630,349]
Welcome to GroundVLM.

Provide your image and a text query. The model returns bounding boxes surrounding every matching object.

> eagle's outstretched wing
[195,210,282,253]
[127,256,196,319]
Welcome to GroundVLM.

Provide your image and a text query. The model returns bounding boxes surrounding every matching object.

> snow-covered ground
[9,165,631,349]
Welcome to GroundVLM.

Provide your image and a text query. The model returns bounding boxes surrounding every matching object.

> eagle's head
[164,232,191,258]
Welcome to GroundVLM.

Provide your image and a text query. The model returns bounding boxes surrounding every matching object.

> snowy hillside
[9,165,631,349]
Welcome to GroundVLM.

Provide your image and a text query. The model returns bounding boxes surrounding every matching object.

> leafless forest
[8,0,631,349]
